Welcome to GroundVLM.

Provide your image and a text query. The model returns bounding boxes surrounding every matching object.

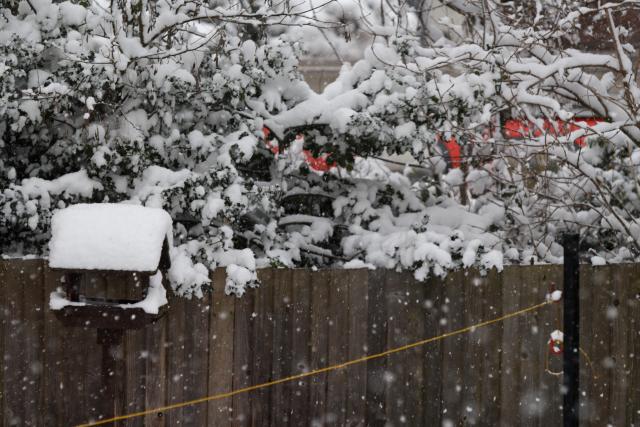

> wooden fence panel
[439,270,467,423]
[309,269,330,426]
[1,260,640,426]
[582,265,614,425]
[325,269,349,426]
[345,268,369,426]
[364,269,388,427]
[207,268,235,426]
[251,269,274,426]
[421,274,444,425]
[289,269,312,427]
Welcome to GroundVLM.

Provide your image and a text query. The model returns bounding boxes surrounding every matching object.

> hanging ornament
[548,330,564,355]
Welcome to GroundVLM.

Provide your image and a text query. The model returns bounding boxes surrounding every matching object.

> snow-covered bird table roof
[48,203,172,272]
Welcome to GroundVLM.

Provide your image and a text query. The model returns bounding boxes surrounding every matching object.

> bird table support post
[97,328,125,416]
[563,233,580,427]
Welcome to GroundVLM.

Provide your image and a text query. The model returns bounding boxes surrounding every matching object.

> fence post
[563,233,580,426]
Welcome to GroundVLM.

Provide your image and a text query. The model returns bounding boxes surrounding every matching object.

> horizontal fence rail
[0,260,639,426]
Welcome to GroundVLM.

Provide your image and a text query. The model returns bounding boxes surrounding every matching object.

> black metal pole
[563,233,580,426]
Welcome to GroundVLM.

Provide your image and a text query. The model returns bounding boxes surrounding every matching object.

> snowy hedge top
[48,204,172,272]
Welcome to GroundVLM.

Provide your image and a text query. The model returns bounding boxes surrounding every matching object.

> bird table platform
[47,203,172,329]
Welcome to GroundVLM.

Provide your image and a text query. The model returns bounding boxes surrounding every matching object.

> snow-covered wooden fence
[0,260,638,426]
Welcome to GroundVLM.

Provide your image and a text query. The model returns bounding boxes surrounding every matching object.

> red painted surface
[263,118,604,171]
[549,339,564,355]
[262,127,335,172]
[503,118,605,146]
[438,136,463,169]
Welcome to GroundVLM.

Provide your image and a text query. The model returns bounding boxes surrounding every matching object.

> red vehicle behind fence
[263,118,604,172]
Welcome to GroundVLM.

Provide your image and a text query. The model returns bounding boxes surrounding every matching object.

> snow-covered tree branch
[2,0,640,296]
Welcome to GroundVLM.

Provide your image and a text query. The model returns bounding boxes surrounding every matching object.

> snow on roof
[49,204,172,272]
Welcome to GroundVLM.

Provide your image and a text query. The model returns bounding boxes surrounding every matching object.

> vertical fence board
[251,269,274,426]
[2,260,27,426]
[580,263,600,426]
[383,270,405,425]
[165,295,186,426]
[365,269,388,427]
[460,269,485,425]
[309,269,330,426]
[183,297,211,425]
[440,270,466,424]
[143,314,167,427]
[518,265,547,427]
[345,269,369,426]
[384,271,426,425]
[289,269,312,427]
[609,264,631,426]
[232,285,253,427]
[42,267,67,425]
[0,260,6,425]
[123,277,148,427]
[477,268,503,424]
[208,268,235,426]
[399,271,426,425]
[270,269,293,426]
[500,265,523,426]
[422,274,443,425]
[631,264,640,427]
[325,269,349,426]
[585,265,614,425]
[536,265,563,427]
[18,260,45,427]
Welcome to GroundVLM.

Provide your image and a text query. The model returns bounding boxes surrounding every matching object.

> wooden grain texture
[42,266,68,426]
[459,269,484,425]
[345,269,368,426]
[250,269,274,426]
[309,269,330,426]
[0,261,639,426]
[631,264,640,427]
[499,265,524,427]
[325,269,349,426]
[2,260,28,427]
[269,269,293,427]
[182,295,210,425]
[476,268,503,425]
[421,274,444,425]
[232,284,253,427]
[165,294,186,426]
[143,314,168,427]
[208,268,235,427]
[123,280,148,427]
[289,269,312,427]
[0,260,6,425]
[365,269,388,427]
[608,264,632,426]
[440,270,466,425]
[384,270,426,426]
[582,264,614,425]
[536,265,562,427]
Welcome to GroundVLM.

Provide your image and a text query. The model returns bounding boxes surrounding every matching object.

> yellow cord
[76,300,552,427]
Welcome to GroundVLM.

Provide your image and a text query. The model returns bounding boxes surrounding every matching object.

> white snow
[49,272,168,314]
[49,288,86,310]
[124,271,168,314]
[58,2,87,26]
[49,204,172,272]
[550,330,564,342]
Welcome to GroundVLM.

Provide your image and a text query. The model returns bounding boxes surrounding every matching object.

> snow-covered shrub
[2,0,640,297]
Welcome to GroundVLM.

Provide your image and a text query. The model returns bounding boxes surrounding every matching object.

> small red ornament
[549,339,563,355]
